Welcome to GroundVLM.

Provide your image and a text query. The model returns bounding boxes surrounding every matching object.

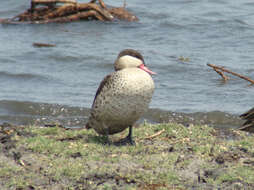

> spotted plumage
[86,49,155,144]
[239,107,254,132]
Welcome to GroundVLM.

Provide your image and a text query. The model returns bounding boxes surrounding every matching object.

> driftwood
[0,0,138,24]
[207,63,254,85]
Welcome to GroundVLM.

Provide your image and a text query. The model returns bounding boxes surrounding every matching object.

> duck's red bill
[139,64,156,75]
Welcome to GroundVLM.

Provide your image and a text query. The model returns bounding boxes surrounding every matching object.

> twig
[78,3,113,21]
[33,42,56,47]
[32,0,76,3]
[213,68,230,81]
[31,0,77,11]
[143,129,165,140]
[207,63,254,84]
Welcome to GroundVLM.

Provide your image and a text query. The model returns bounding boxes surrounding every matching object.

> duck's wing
[86,74,112,129]
[92,74,112,107]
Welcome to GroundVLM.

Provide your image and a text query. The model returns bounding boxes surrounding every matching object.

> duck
[239,107,254,132]
[86,49,156,145]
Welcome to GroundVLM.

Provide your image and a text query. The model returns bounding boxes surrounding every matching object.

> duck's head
[114,49,156,75]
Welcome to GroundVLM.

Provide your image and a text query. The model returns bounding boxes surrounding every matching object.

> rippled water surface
[0,0,254,126]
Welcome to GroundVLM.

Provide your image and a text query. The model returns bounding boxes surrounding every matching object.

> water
[0,0,253,127]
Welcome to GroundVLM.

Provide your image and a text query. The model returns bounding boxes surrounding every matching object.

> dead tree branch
[0,0,138,24]
[207,63,254,84]
[213,67,230,81]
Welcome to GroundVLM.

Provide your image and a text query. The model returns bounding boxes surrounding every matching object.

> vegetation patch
[0,122,254,189]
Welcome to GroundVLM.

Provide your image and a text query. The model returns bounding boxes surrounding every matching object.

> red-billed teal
[86,49,156,145]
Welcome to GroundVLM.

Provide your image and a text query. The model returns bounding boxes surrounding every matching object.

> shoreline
[0,100,244,130]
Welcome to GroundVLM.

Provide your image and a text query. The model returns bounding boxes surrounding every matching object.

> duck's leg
[126,126,135,145]
[100,123,111,145]
[115,126,135,146]
[103,134,111,145]
[104,125,111,145]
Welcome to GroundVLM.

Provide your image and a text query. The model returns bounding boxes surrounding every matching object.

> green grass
[1,123,254,189]
[0,163,23,178]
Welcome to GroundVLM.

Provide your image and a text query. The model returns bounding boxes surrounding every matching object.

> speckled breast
[88,68,155,135]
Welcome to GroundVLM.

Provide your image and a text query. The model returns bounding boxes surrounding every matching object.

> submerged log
[0,0,138,24]
[207,63,254,85]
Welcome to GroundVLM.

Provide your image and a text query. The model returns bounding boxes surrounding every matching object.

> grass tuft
[0,123,254,189]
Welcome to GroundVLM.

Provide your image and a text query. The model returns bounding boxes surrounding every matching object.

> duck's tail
[239,107,254,132]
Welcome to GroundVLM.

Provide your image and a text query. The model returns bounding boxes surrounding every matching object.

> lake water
[0,0,253,128]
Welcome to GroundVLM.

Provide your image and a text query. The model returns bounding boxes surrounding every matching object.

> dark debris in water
[33,42,56,48]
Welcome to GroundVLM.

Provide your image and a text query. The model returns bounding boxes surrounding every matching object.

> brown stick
[31,0,76,3]
[31,0,77,12]
[17,10,100,24]
[27,3,112,22]
[77,3,113,21]
[207,63,254,84]
[42,4,74,19]
[143,129,165,140]
[44,10,102,23]
[0,8,107,23]
[42,3,113,20]
[213,68,230,81]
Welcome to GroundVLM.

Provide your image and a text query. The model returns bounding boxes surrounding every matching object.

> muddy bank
[0,122,254,189]
[0,100,243,130]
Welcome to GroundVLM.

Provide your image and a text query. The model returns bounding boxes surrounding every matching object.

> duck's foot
[114,136,135,146]
[102,135,112,145]
[114,126,135,146]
